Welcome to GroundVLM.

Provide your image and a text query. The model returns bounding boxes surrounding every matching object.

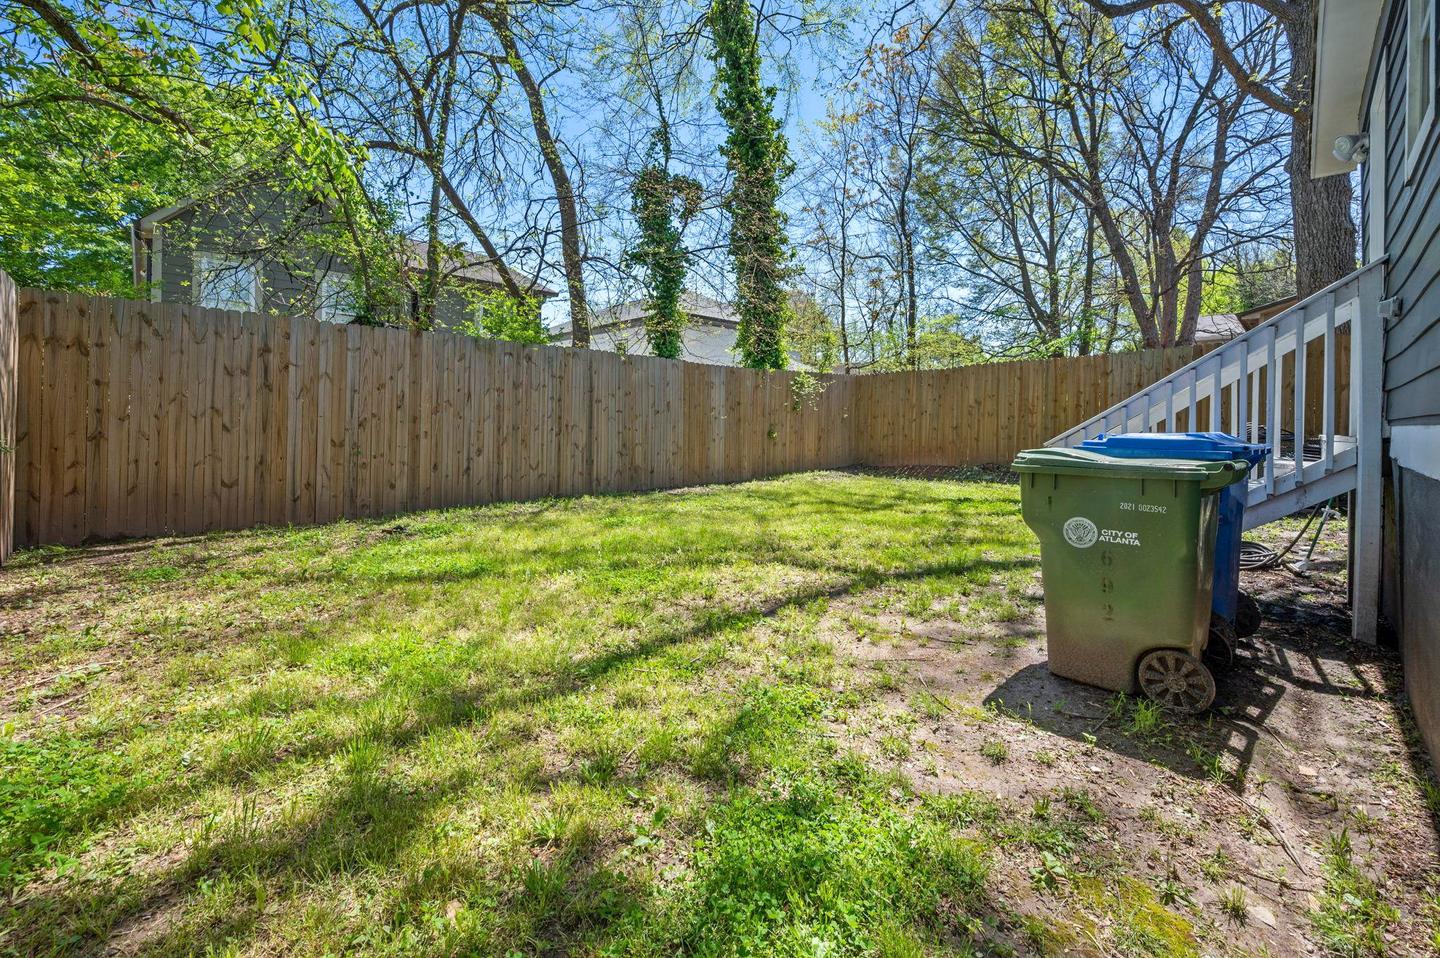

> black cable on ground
[1240,498,1336,573]
[1240,539,1281,570]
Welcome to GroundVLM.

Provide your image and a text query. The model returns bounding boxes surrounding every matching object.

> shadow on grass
[7,551,1036,956]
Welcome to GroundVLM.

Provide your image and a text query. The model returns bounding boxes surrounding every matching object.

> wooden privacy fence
[854,346,1214,465]
[853,337,1351,467]
[3,285,1343,553]
[12,288,856,549]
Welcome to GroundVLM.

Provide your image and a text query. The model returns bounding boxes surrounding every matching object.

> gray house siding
[156,207,330,316]
[146,186,485,328]
[1372,0,1440,426]
[1365,0,1440,760]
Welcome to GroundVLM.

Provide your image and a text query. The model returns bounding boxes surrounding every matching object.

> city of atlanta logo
[1063,516,1099,549]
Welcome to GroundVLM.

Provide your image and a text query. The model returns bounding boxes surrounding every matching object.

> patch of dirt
[826,520,1440,956]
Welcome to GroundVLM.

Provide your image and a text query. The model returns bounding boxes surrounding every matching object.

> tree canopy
[1,0,1329,361]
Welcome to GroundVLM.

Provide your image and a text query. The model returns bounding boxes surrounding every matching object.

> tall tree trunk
[900,202,918,367]
[838,222,852,372]
[1078,206,1097,355]
[1287,9,1357,297]
[420,178,442,329]
[1284,0,1356,296]
[486,3,590,345]
[419,11,462,331]
[1179,257,1204,344]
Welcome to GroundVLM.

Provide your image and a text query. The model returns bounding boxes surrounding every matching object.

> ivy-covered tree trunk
[709,0,794,370]
[628,129,700,359]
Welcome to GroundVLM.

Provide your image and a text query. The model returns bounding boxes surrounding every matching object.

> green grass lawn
[2,472,1048,957]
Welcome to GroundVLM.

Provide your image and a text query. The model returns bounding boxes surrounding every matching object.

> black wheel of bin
[1235,592,1263,638]
[1137,649,1217,714]
[1205,616,1237,670]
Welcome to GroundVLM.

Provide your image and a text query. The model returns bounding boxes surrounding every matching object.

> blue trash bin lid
[1078,432,1268,466]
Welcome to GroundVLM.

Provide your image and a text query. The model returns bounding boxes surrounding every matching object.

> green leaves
[627,134,701,360]
[452,289,548,345]
[0,0,368,294]
[709,0,795,370]
[0,734,137,887]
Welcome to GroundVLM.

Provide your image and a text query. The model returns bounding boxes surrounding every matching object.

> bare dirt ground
[826,504,1440,956]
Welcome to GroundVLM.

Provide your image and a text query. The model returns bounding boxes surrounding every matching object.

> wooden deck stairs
[1047,261,1387,643]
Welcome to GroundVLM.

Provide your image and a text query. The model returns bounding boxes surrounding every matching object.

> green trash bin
[1012,447,1250,713]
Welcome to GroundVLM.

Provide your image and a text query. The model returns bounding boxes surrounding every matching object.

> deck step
[1243,462,1357,530]
[1238,434,1356,527]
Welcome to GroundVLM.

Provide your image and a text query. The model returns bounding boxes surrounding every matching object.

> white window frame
[1368,53,1389,264]
[1406,0,1435,179]
[194,252,260,312]
[315,269,359,324]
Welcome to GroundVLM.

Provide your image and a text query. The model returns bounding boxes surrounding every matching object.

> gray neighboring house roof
[404,242,558,299]
[1193,313,1248,342]
[1191,297,1302,344]
[592,291,737,331]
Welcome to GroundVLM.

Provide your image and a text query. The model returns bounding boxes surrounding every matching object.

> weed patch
[1311,830,1399,957]
[676,772,989,956]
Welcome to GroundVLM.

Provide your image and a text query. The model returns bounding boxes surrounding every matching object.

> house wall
[1367,0,1440,757]
[153,186,335,315]
[1396,452,1440,759]
[1373,0,1440,427]
[150,185,481,328]
[591,321,741,366]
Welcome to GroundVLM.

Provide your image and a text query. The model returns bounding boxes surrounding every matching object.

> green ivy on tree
[709,0,795,370]
[626,128,701,359]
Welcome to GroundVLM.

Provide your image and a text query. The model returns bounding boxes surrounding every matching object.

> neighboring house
[131,184,554,325]
[1192,313,1248,343]
[1312,0,1440,758]
[551,292,744,365]
[554,291,819,368]
[1238,295,1300,329]
[1193,300,1302,343]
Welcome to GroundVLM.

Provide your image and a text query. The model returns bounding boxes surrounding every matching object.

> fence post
[0,270,15,564]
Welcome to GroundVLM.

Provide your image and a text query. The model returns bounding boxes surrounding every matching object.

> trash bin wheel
[1235,592,1262,638]
[1137,649,1216,714]
[1205,616,1237,670]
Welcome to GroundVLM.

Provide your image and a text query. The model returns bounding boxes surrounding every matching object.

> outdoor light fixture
[1333,132,1371,164]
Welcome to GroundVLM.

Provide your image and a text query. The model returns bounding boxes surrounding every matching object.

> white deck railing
[1047,259,1387,643]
